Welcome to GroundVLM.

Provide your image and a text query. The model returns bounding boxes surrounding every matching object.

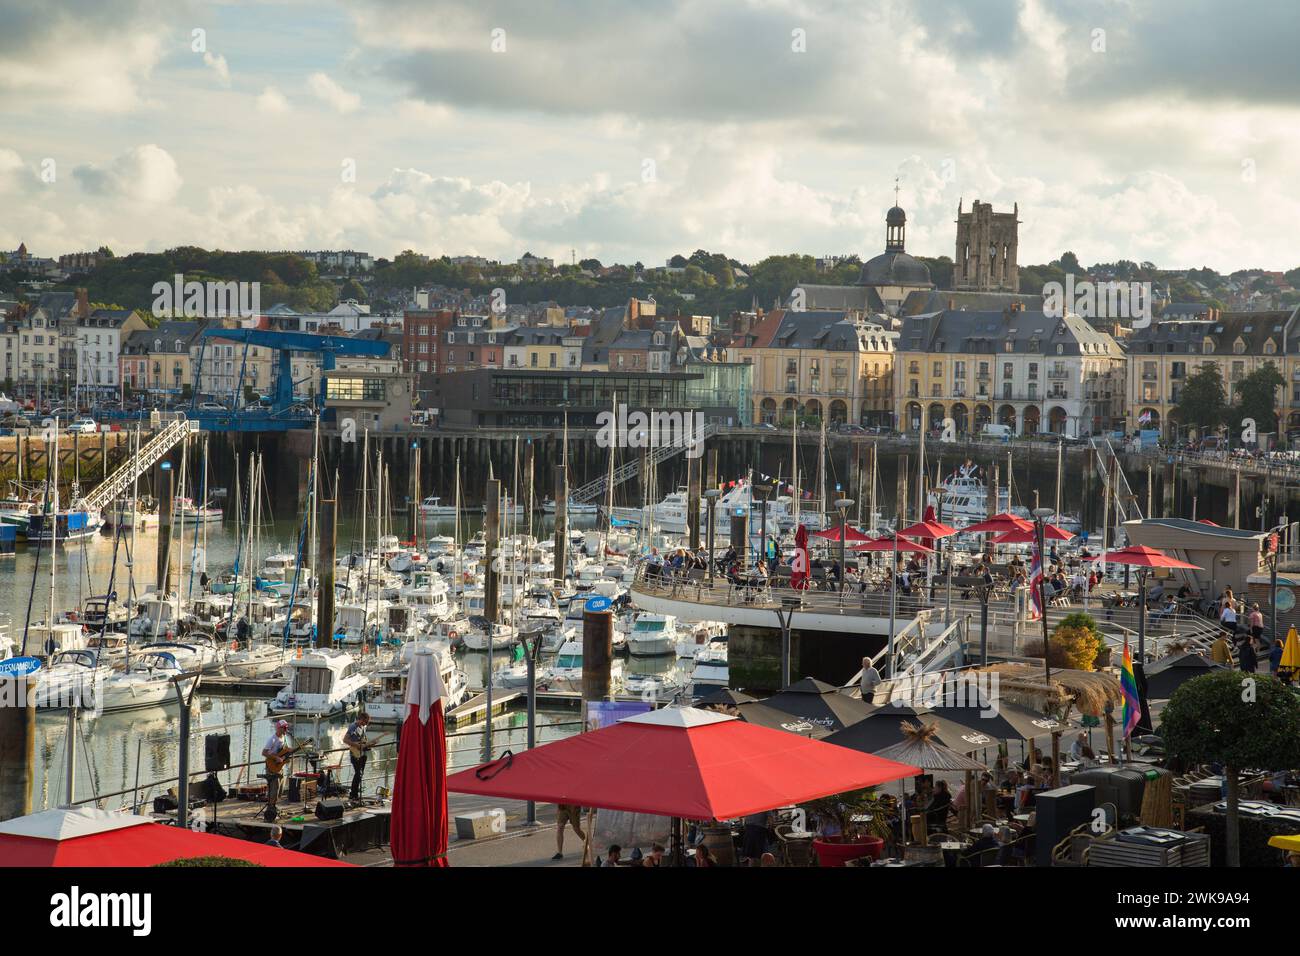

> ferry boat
[927,474,1024,526]
[270,648,369,716]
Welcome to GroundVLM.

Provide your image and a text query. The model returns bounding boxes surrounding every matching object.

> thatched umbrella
[870,721,988,845]
[967,663,1124,778]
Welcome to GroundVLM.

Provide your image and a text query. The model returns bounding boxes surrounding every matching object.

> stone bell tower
[953,199,1020,292]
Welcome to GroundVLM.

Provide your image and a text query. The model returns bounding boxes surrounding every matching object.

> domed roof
[886,206,907,226]
[857,250,932,288]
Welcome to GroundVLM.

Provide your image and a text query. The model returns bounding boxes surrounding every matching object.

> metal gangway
[81,416,197,511]
[569,421,718,504]
[1089,435,1144,522]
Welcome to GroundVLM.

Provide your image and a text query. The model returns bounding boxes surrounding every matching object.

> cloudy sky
[2,0,1298,271]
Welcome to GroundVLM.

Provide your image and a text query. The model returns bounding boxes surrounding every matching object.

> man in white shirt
[262,720,292,814]
[859,656,883,703]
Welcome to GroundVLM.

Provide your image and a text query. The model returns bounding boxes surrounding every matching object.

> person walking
[552,803,586,861]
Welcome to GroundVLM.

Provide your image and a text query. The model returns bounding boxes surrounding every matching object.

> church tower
[953,200,1020,292]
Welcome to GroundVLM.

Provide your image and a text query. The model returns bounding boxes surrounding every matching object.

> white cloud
[256,85,290,114]
[73,145,183,204]
[307,72,360,113]
[203,52,231,88]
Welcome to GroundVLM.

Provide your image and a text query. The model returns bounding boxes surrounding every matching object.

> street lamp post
[1033,506,1054,683]
[704,489,719,587]
[776,595,799,690]
[834,497,853,595]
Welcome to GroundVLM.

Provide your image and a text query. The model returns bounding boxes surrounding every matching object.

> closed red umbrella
[391,644,449,867]
[791,523,811,590]
[447,707,919,820]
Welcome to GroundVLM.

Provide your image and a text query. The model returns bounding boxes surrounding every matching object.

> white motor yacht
[270,648,369,716]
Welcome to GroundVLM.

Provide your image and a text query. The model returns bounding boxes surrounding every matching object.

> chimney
[75,287,90,319]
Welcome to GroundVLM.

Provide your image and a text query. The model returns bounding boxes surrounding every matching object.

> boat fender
[448,630,458,641]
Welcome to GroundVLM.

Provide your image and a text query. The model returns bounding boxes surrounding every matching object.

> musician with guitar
[343,712,373,802]
[262,719,310,817]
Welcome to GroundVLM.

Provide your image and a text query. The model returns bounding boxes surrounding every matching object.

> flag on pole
[790,524,810,591]
[1120,640,1142,739]
[1137,410,1153,426]
[1029,543,1044,619]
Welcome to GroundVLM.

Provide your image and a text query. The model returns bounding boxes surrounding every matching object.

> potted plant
[804,788,892,867]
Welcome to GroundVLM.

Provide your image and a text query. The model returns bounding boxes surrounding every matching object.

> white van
[981,423,1012,440]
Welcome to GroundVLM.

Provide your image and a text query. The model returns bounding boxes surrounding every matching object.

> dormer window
[1203,338,1215,354]
[1233,337,1246,355]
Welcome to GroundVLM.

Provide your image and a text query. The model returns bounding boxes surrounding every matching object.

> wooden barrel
[699,824,737,866]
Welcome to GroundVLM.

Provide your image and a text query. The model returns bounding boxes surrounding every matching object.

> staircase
[82,418,197,511]
[570,422,718,504]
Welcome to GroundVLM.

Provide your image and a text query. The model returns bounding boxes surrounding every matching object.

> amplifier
[315,797,345,821]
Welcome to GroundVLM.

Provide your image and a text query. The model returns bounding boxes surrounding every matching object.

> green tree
[1173,363,1227,433]
[1160,671,1300,866]
[340,278,368,303]
[1231,361,1284,437]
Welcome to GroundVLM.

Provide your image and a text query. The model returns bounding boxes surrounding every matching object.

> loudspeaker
[205,733,231,772]
[315,797,345,821]
[1034,784,1096,868]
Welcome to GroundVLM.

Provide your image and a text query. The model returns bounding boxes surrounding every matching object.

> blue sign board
[585,595,612,613]
[0,656,42,678]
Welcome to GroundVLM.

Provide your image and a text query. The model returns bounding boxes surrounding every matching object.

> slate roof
[1126,310,1296,355]
[898,307,1119,356]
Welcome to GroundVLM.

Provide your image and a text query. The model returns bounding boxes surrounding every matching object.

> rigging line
[19,442,56,657]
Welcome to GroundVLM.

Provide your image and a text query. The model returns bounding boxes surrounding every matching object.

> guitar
[264,738,314,775]
[347,738,376,760]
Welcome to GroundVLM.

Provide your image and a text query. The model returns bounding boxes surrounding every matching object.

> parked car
[196,402,228,412]
[67,417,98,434]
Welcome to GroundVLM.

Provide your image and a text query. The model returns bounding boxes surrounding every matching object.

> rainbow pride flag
[1120,641,1142,738]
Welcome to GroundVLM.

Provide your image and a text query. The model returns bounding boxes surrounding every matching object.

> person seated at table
[1019,747,1044,771]
[693,844,716,868]
[968,823,999,857]
[924,780,953,831]
[1076,746,1100,769]
[601,844,624,867]
[1177,584,1193,601]
[1153,594,1177,620]
[642,843,666,867]
[994,826,1017,866]
[1016,774,1038,809]
[1146,579,1165,605]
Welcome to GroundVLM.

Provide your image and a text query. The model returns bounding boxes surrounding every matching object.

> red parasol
[811,525,873,542]
[898,519,959,540]
[391,644,450,867]
[791,523,811,590]
[0,807,350,867]
[850,533,934,554]
[1102,545,1201,570]
[446,707,920,820]
[992,524,1075,543]
[961,513,1034,535]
